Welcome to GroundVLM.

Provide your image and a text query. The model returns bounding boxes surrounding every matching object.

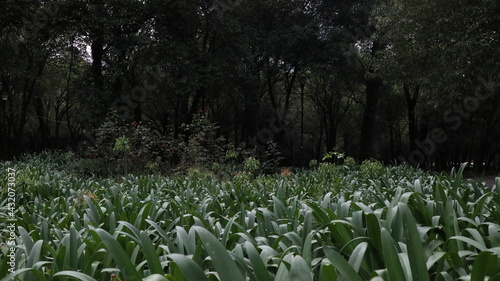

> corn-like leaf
[25,240,43,269]
[139,231,164,275]
[381,228,406,281]
[142,274,171,281]
[53,271,98,281]
[193,226,246,281]
[348,242,368,273]
[244,242,273,281]
[319,258,338,281]
[323,247,364,281]
[400,204,430,281]
[449,236,487,252]
[0,268,48,281]
[94,228,142,281]
[167,254,210,281]
[290,255,313,281]
[275,253,292,281]
[470,251,499,281]
[19,226,34,254]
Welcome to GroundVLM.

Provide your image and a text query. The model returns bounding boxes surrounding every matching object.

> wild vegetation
[1,153,500,280]
[1,0,499,170]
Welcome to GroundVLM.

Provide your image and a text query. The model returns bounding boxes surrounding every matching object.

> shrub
[322,149,345,165]
[113,136,131,154]
[243,157,260,173]
[261,141,283,174]
[78,112,285,177]
[82,112,174,175]
[360,158,384,177]
[177,113,226,170]
[343,156,357,169]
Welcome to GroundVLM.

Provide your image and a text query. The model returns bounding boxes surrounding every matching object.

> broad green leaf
[19,226,34,254]
[449,236,487,252]
[348,242,368,273]
[142,274,171,281]
[400,204,430,281]
[0,268,48,281]
[381,228,406,281]
[275,253,292,281]
[244,242,273,281]
[53,271,98,281]
[470,251,498,281]
[426,252,446,270]
[302,231,315,266]
[290,255,313,281]
[193,226,246,281]
[94,228,142,281]
[140,231,164,275]
[319,259,338,281]
[166,254,210,281]
[323,247,364,281]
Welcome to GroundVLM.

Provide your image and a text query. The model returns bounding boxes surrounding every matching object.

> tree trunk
[91,36,104,96]
[243,80,260,146]
[359,77,382,160]
[404,83,420,153]
[33,92,50,149]
[325,120,337,153]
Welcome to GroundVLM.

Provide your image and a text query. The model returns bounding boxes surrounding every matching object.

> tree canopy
[1,0,499,171]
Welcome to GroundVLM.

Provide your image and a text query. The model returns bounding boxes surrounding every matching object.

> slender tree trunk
[243,79,260,146]
[33,92,50,149]
[389,122,395,161]
[359,77,382,160]
[91,35,104,96]
[404,83,420,154]
[325,121,337,153]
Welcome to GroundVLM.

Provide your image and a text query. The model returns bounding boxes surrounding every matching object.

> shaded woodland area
[0,0,499,171]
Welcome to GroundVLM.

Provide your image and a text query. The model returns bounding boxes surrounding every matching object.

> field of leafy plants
[1,153,500,280]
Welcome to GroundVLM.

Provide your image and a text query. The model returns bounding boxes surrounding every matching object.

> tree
[374,0,500,169]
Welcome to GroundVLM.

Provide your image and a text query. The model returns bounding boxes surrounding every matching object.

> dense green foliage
[1,0,499,169]
[1,155,500,280]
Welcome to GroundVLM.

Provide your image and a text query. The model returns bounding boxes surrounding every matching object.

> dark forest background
[1,0,499,171]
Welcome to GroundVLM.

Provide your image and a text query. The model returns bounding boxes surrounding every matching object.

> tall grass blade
[139,231,164,275]
[381,228,406,281]
[193,226,246,281]
[142,274,171,281]
[166,254,210,281]
[323,247,363,281]
[290,255,313,281]
[400,204,430,281]
[53,271,98,281]
[94,228,142,280]
[0,268,48,281]
[244,242,273,281]
[319,259,338,281]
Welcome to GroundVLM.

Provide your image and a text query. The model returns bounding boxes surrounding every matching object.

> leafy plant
[308,159,318,168]
[343,156,356,169]
[243,157,260,173]
[2,158,499,281]
[359,158,384,177]
[113,136,131,154]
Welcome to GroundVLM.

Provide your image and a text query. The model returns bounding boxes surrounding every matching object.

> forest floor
[465,172,499,188]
